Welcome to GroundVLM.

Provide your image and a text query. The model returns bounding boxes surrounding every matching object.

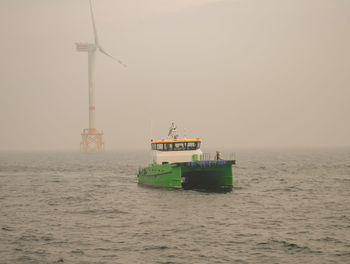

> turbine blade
[89,0,99,45]
[99,46,127,67]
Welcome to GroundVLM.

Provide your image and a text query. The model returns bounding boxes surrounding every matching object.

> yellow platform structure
[81,128,104,153]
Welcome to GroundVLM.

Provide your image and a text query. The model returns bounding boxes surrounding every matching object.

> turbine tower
[76,0,126,153]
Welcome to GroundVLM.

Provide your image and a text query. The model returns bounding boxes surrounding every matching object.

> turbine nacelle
[75,42,127,67]
[75,42,96,52]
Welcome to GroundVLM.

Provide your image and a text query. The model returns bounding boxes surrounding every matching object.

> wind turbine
[76,0,126,153]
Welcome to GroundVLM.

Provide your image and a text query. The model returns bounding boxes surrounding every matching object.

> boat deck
[176,159,236,168]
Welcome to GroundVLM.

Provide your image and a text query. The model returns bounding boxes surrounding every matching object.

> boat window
[187,142,199,150]
[164,143,173,151]
[156,143,164,151]
[152,141,200,151]
[174,142,186,151]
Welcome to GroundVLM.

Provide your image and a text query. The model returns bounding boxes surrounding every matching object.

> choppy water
[0,149,349,264]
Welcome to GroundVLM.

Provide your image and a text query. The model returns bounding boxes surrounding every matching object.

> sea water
[0,149,349,263]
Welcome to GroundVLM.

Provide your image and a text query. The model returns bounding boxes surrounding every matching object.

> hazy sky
[1,0,349,151]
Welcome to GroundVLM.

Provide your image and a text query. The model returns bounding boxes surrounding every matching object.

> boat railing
[199,152,235,161]
[185,155,236,168]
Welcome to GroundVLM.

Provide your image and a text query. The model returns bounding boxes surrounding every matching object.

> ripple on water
[0,150,349,264]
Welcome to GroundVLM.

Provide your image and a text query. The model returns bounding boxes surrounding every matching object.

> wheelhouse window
[151,141,201,151]
[187,142,200,150]
[151,143,164,150]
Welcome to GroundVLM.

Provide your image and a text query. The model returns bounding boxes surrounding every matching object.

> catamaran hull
[137,161,235,189]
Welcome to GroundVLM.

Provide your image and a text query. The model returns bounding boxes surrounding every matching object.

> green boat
[137,123,235,189]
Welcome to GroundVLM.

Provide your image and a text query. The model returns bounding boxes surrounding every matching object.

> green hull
[137,160,235,189]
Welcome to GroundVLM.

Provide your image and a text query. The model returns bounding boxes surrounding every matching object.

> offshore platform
[76,0,125,153]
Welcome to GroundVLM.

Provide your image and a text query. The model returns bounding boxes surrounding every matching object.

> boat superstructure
[137,123,235,189]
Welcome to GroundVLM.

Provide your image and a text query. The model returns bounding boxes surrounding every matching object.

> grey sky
[0,0,349,151]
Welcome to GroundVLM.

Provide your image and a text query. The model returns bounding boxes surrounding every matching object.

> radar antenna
[168,122,179,139]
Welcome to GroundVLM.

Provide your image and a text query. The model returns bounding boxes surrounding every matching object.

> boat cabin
[151,139,203,164]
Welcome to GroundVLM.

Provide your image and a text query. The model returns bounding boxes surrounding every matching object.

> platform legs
[81,128,104,153]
